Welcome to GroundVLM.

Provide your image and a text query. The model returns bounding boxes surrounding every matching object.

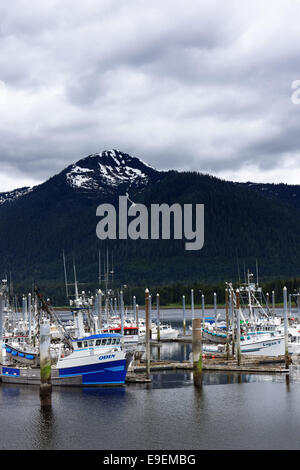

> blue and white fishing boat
[56,332,129,385]
[1,332,132,386]
[1,283,133,386]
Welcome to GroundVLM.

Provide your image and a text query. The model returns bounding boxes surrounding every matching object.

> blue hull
[58,358,127,385]
[1,359,128,386]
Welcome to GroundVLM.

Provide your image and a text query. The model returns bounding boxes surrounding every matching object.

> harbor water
[1,308,299,450]
[1,365,300,450]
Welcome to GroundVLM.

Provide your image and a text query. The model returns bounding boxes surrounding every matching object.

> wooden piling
[22,295,27,335]
[0,293,3,364]
[213,292,217,330]
[230,291,235,355]
[149,294,152,340]
[192,318,202,387]
[97,290,102,332]
[201,293,205,322]
[191,289,195,320]
[225,288,229,360]
[283,286,290,369]
[266,292,270,314]
[133,296,136,326]
[39,321,52,408]
[156,293,160,342]
[135,303,139,329]
[120,290,124,337]
[145,288,150,379]
[182,295,186,336]
[28,293,32,344]
[272,290,275,316]
[236,289,241,366]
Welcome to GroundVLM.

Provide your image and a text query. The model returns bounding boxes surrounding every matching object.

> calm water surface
[1,348,300,449]
[1,309,299,450]
[1,371,300,450]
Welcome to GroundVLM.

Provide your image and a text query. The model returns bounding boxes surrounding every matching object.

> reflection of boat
[1,332,132,386]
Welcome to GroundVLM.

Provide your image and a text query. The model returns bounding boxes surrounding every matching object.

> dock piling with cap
[156,293,160,342]
[283,286,290,370]
[0,293,3,364]
[225,288,230,360]
[182,295,186,336]
[236,289,241,366]
[191,289,195,320]
[145,288,150,379]
[192,317,203,387]
[39,321,52,409]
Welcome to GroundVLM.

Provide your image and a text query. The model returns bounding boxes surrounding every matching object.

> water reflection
[82,386,126,398]
[37,407,55,449]
[150,342,192,362]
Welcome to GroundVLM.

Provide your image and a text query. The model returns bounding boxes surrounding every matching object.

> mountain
[0,186,32,206]
[236,182,300,212]
[0,149,299,304]
[63,149,162,195]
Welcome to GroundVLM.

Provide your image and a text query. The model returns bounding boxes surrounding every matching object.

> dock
[127,353,290,379]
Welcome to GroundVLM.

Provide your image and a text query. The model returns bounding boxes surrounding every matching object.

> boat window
[88,341,94,347]
[95,340,101,346]
[111,339,116,345]
[84,341,88,347]
[106,339,112,345]
[102,339,107,345]
[77,342,82,348]
[116,338,120,345]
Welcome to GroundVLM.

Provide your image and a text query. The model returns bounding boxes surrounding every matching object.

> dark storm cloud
[0,0,300,190]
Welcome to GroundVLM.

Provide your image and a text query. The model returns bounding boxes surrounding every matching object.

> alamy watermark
[96,196,204,251]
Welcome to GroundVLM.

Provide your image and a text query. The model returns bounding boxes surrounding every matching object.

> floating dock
[130,353,290,375]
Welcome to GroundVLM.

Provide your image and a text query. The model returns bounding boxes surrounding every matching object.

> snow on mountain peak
[65,149,159,191]
[0,186,32,206]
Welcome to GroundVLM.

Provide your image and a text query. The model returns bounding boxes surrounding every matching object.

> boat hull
[1,357,127,386]
[202,329,228,344]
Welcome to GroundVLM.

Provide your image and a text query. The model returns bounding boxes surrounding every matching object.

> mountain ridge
[0,149,300,304]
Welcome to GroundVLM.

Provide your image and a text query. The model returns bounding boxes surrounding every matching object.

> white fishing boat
[288,326,300,354]
[138,318,179,341]
[151,323,179,340]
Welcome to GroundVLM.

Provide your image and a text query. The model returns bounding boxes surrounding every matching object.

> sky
[1,0,300,191]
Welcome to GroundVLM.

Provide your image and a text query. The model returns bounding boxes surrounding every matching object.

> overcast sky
[0,0,300,191]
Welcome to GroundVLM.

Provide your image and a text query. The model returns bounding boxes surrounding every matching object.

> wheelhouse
[73,333,122,351]
[102,327,138,337]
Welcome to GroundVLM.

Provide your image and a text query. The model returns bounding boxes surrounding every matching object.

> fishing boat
[151,323,179,340]
[102,325,139,344]
[1,282,133,386]
[288,326,300,354]
[1,332,132,386]
[138,318,179,341]
[201,326,228,344]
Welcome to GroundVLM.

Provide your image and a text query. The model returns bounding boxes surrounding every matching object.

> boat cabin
[102,326,138,337]
[73,333,122,351]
